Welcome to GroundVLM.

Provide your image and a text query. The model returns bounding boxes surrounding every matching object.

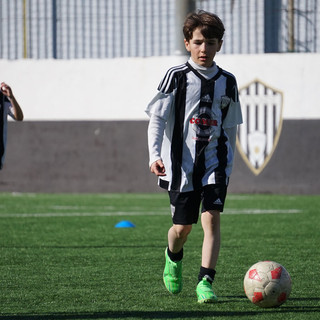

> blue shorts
[168,184,228,225]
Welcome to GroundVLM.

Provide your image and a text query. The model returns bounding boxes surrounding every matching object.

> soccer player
[146,11,242,303]
[0,82,24,169]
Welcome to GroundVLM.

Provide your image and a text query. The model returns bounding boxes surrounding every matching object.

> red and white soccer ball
[243,261,292,308]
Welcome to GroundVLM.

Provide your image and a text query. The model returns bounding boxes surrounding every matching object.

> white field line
[226,209,301,214]
[0,209,301,218]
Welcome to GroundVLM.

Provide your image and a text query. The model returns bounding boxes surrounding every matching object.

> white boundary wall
[1,53,319,121]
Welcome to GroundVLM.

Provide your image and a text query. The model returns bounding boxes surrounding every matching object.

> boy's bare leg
[168,224,192,253]
[201,210,221,269]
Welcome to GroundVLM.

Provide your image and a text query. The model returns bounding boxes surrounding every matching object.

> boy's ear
[184,39,191,52]
[217,40,223,52]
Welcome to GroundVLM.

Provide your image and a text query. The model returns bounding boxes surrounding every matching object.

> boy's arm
[1,83,24,121]
[146,73,177,177]
[148,113,166,176]
[224,126,237,155]
[8,95,24,121]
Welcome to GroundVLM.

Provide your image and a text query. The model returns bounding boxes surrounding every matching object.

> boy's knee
[202,210,220,221]
[173,224,192,238]
[202,211,220,232]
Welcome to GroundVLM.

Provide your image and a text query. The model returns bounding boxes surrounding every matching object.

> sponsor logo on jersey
[236,79,283,175]
[189,117,217,127]
[190,107,218,140]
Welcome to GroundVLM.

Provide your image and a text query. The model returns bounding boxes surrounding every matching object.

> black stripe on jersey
[170,70,189,191]
[192,77,216,190]
[222,70,239,102]
[215,99,228,182]
[187,62,224,190]
[158,64,189,94]
[214,74,235,184]
[0,94,6,169]
[214,129,228,184]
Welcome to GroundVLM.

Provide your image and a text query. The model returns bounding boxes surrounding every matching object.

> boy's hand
[150,159,166,176]
[0,82,13,98]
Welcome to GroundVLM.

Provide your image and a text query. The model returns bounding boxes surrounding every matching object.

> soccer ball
[243,261,292,308]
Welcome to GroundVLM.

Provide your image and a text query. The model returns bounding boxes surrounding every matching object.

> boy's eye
[193,40,217,46]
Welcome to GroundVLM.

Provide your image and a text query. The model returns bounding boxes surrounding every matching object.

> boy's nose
[200,43,207,52]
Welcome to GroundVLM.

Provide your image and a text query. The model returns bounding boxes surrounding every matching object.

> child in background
[0,82,24,169]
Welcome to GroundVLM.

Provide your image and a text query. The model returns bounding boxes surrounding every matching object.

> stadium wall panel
[0,120,318,195]
[1,54,320,121]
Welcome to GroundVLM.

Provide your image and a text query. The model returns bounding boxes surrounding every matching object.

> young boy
[0,82,24,169]
[146,11,242,303]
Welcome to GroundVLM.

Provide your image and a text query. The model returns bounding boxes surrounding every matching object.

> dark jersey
[0,92,13,169]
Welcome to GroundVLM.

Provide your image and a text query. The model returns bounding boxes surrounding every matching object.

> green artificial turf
[0,193,319,319]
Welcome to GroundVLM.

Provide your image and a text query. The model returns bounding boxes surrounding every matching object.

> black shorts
[168,184,228,225]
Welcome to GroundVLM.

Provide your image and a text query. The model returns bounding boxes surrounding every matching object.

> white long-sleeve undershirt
[147,113,166,167]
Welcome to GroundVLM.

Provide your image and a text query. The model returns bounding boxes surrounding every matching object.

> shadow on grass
[0,306,319,320]
[0,311,260,319]
[0,245,165,249]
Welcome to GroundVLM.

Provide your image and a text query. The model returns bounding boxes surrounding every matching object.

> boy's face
[184,27,223,68]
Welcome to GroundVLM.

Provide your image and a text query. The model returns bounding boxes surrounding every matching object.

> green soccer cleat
[196,276,218,303]
[163,248,182,294]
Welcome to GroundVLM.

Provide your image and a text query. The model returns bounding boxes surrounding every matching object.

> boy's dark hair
[183,10,225,41]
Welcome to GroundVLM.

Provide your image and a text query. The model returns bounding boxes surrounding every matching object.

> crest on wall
[236,79,284,175]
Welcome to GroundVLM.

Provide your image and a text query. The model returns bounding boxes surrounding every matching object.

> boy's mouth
[198,57,209,64]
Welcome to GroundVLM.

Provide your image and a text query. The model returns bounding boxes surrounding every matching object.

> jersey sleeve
[147,113,166,167]
[223,78,243,129]
[145,67,180,120]
[223,100,242,129]
[145,90,175,121]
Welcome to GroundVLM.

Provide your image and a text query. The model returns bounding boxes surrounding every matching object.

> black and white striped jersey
[0,92,15,169]
[146,59,242,192]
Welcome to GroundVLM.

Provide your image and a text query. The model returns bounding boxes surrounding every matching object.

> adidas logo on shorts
[213,198,223,205]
